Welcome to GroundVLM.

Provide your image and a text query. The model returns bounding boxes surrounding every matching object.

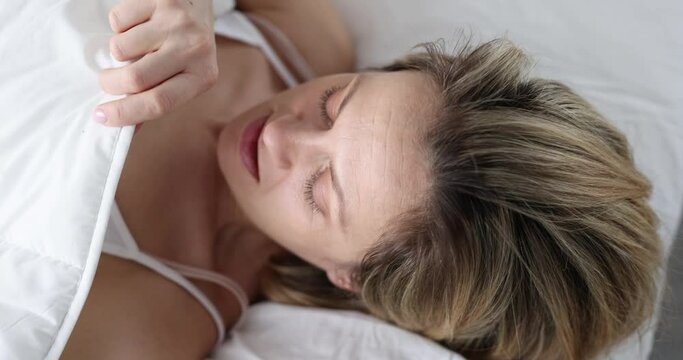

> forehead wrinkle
[326,71,437,257]
[380,105,393,187]
[379,85,430,213]
[339,72,432,241]
[365,96,409,222]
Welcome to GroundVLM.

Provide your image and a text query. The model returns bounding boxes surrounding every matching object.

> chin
[216,125,233,177]
[216,120,244,189]
[215,129,256,233]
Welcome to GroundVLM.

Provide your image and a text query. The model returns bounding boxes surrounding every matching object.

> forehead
[336,71,437,244]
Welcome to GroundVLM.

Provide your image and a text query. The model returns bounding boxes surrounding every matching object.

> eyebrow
[330,75,362,232]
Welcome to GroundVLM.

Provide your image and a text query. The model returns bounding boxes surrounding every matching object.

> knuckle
[150,91,172,116]
[109,37,126,60]
[124,68,146,92]
[110,104,124,125]
[108,8,123,32]
[201,63,219,88]
[97,71,110,91]
[188,35,214,56]
[172,9,194,28]
[197,77,214,93]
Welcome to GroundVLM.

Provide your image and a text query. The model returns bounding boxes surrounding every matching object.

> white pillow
[215,302,464,360]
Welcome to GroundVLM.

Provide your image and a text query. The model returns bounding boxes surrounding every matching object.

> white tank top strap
[159,258,249,329]
[102,202,229,350]
[214,11,315,87]
[244,13,317,83]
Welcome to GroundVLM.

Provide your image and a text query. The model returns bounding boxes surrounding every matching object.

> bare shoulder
[61,255,216,359]
[237,0,355,75]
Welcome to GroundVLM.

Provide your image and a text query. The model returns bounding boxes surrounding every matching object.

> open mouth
[239,114,268,182]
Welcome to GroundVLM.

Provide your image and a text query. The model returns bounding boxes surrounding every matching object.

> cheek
[240,182,333,268]
[235,178,301,239]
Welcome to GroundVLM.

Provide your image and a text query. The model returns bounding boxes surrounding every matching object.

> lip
[239,114,269,182]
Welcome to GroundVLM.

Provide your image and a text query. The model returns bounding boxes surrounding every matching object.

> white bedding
[0,0,131,358]
[214,302,463,360]
[0,0,680,359]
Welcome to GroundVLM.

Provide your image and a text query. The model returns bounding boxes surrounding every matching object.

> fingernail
[93,109,107,124]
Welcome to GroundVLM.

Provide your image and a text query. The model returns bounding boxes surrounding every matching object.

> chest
[114,36,286,267]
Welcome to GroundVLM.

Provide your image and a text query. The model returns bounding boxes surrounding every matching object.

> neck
[214,176,252,230]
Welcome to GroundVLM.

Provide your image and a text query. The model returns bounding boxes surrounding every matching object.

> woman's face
[216,71,436,284]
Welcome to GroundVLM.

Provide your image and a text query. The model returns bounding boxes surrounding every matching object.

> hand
[94,0,218,127]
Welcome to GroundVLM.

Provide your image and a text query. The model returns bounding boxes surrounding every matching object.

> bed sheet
[0,0,132,358]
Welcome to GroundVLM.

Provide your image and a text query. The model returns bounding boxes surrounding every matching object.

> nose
[260,111,328,171]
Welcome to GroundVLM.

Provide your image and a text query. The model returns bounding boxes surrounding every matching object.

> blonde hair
[263,38,662,360]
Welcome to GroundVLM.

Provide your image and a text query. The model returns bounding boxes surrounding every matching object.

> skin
[64,2,438,358]
[215,71,436,288]
[97,0,219,126]
[96,0,354,127]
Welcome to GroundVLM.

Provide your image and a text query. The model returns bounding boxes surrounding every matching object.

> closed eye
[303,165,327,215]
[304,85,344,214]
[318,85,343,128]
[305,76,359,223]
[303,85,342,215]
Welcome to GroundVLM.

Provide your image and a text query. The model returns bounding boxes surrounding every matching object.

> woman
[64,0,662,359]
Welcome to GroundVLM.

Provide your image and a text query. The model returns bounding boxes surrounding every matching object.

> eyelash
[304,165,327,215]
[318,85,343,128]
[303,84,343,215]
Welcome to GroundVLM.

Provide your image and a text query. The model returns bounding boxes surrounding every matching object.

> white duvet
[0,0,681,359]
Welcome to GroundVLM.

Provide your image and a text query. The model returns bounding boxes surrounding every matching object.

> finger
[110,21,165,61]
[99,47,187,95]
[109,0,155,33]
[95,72,201,126]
